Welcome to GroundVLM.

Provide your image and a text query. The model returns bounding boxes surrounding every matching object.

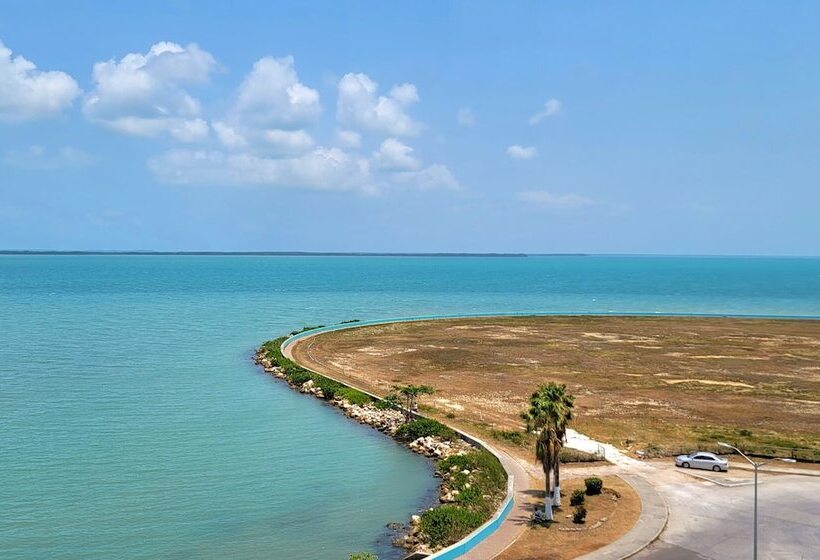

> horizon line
[1,250,819,258]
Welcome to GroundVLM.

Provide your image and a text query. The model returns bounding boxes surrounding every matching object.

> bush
[336,387,372,406]
[374,393,402,411]
[438,450,507,515]
[491,429,525,446]
[570,489,585,506]
[286,370,312,385]
[419,505,484,548]
[584,477,603,495]
[572,505,587,524]
[560,448,601,463]
[395,418,456,442]
[348,554,377,560]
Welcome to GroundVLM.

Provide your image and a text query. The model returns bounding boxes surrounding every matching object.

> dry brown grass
[289,316,820,458]
[496,476,640,560]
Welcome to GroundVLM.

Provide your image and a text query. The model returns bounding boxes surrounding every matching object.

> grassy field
[289,316,820,460]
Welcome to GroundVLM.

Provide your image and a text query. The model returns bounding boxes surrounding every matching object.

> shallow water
[1,255,818,559]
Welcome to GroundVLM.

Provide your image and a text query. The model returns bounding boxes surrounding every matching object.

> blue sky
[1,1,819,254]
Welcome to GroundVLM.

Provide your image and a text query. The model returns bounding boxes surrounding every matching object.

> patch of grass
[336,387,372,406]
[419,505,484,549]
[439,450,507,516]
[490,429,526,446]
[395,418,456,442]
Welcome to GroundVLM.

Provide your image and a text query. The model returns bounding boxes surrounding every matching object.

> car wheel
[682,462,690,468]
[713,465,721,472]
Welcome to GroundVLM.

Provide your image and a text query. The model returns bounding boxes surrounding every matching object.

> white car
[675,451,729,472]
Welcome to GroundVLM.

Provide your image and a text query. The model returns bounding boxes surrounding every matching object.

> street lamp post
[717,441,796,560]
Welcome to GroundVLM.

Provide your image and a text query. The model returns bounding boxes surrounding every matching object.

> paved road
[635,472,820,560]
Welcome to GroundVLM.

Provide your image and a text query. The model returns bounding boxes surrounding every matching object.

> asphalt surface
[634,470,820,560]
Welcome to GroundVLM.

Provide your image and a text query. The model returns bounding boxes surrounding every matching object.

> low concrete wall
[280,318,518,560]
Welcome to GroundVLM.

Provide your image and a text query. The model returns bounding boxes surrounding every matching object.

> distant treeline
[0,251,589,257]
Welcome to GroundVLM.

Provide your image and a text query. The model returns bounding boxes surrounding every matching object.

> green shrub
[395,418,456,442]
[374,393,402,410]
[336,387,372,406]
[584,477,603,495]
[438,450,507,516]
[311,376,344,399]
[419,505,484,548]
[491,429,524,446]
[286,370,312,385]
[348,554,377,560]
[572,505,587,524]
[560,448,600,463]
[570,489,585,506]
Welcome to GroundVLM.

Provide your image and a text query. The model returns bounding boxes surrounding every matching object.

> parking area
[635,466,820,559]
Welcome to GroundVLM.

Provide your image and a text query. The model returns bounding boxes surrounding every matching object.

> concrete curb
[731,463,820,478]
[575,475,668,560]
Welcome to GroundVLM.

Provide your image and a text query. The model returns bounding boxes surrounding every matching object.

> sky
[1,1,819,255]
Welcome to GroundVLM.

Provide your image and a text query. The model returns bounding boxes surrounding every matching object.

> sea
[1,255,819,559]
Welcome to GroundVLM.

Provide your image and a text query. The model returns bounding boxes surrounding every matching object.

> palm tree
[522,382,575,518]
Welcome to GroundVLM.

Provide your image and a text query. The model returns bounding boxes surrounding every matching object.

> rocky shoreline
[254,346,479,554]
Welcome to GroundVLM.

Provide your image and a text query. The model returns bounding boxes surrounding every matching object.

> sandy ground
[496,475,641,560]
[290,316,820,458]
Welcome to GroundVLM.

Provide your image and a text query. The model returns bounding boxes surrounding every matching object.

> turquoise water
[1,255,819,560]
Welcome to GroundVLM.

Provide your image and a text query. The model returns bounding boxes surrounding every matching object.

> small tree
[392,384,435,421]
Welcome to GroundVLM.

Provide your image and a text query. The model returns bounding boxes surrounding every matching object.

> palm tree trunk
[553,454,561,507]
[544,466,553,521]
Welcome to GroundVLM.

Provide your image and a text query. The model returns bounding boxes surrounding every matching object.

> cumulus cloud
[212,56,320,157]
[83,42,216,141]
[0,40,80,121]
[457,107,475,126]
[231,56,320,129]
[528,98,561,125]
[517,191,596,211]
[148,147,373,193]
[3,145,94,168]
[337,73,421,136]
[371,138,419,171]
[507,145,537,160]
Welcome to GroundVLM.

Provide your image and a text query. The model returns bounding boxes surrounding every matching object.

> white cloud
[0,40,80,121]
[3,145,93,168]
[336,129,362,148]
[211,56,319,156]
[391,164,460,190]
[83,42,216,141]
[231,56,320,129]
[337,73,421,136]
[528,98,561,125]
[517,191,595,211]
[507,145,537,160]
[262,129,315,155]
[212,121,248,150]
[371,138,419,171]
[149,147,374,193]
[457,107,475,126]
